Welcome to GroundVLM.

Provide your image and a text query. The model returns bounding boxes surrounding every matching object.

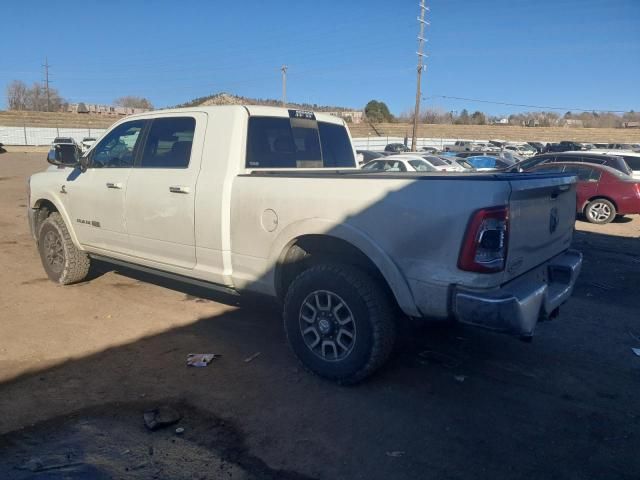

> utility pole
[411,1,428,151]
[42,57,52,112]
[281,65,288,107]
[41,57,53,112]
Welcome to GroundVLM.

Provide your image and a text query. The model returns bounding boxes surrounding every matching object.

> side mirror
[47,144,81,169]
[79,154,90,172]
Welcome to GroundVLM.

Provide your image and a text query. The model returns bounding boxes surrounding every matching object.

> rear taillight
[458,206,509,273]
[635,183,640,198]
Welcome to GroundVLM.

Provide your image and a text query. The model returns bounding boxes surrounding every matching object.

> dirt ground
[1,152,639,479]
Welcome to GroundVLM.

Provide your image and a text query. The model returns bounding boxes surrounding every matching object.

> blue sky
[1,0,638,115]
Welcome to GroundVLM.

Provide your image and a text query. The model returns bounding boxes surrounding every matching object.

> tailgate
[503,173,576,282]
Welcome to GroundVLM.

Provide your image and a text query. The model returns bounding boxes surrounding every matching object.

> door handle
[169,186,190,194]
[106,182,123,189]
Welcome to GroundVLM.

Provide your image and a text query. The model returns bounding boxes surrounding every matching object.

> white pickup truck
[28,106,582,383]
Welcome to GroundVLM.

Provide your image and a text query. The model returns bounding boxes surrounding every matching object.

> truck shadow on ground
[1,228,639,479]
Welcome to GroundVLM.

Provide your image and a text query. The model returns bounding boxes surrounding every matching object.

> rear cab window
[246,110,355,169]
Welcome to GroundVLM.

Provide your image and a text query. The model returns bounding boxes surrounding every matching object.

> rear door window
[139,117,195,168]
[246,115,354,168]
[621,156,640,171]
[562,165,593,181]
[532,164,565,173]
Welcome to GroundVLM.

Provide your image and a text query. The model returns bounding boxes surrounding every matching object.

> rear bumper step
[453,249,582,337]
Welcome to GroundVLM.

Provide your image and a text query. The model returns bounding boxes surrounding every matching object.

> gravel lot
[1,152,639,479]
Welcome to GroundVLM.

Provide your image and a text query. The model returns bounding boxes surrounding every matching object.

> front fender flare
[32,193,83,249]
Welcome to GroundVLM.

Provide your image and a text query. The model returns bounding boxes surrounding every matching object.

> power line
[425,95,632,113]
[411,0,428,151]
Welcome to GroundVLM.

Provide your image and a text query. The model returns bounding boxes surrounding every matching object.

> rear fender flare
[268,218,419,317]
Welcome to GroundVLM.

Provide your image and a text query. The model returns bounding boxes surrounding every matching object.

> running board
[89,254,239,297]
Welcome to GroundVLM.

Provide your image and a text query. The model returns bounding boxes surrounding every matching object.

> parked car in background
[356,150,384,165]
[544,141,585,153]
[474,142,501,153]
[447,140,484,153]
[504,143,536,157]
[608,143,637,151]
[528,162,640,224]
[465,155,516,171]
[527,142,546,153]
[384,143,409,153]
[428,155,468,172]
[451,157,475,171]
[361,156,437,172]
[455,151,497,159]
[80,137,97,153]
[52,137,79,148]
[515,152,633,176]
[420,154,467,172]
[420,146,438,154]
[586,150,640,178]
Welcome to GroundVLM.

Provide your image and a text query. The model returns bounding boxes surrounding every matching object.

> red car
[528,162,640,224]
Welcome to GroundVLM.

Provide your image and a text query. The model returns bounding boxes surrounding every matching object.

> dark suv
[515,152,632,176]
[544,141,589,153]
[384,143,409,153]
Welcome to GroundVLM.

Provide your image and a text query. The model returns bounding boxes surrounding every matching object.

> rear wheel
[585,199,616,224]
[38,212,90,284]
[283,264,396,384]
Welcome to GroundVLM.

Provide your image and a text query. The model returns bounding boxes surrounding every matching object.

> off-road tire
[584,198,616,224]
[283,264,396,385]
[38,212,90,284]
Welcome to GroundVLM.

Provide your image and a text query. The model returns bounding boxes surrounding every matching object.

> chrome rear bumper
[453,249,582,337]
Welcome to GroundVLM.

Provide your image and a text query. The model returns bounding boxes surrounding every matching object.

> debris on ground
[186,353,221,367]
[632,348,640,357]
[385,451,406,457]
[244,352,261,363]
[454,375,466,383]
[589,282,614,291]
[175,427,185,434]
[143,406,182,431]
[418,350,461,369]
[130,461,148,471]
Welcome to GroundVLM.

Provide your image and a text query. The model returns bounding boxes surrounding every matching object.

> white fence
[0,124,470,150]
[351,136,458,151]
[0,126,107,146]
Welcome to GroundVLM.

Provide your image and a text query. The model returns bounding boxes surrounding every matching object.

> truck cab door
[124,113,206,270]
[66,119,146,253]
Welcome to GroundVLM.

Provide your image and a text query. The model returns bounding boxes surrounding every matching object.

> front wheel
[38,212,90,284]
[283,264,396,384]
[585,199,616,224]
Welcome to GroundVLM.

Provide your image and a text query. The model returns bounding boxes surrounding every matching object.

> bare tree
[6,80,64,112]
[6,80,29,110]
[114,96,153,110]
